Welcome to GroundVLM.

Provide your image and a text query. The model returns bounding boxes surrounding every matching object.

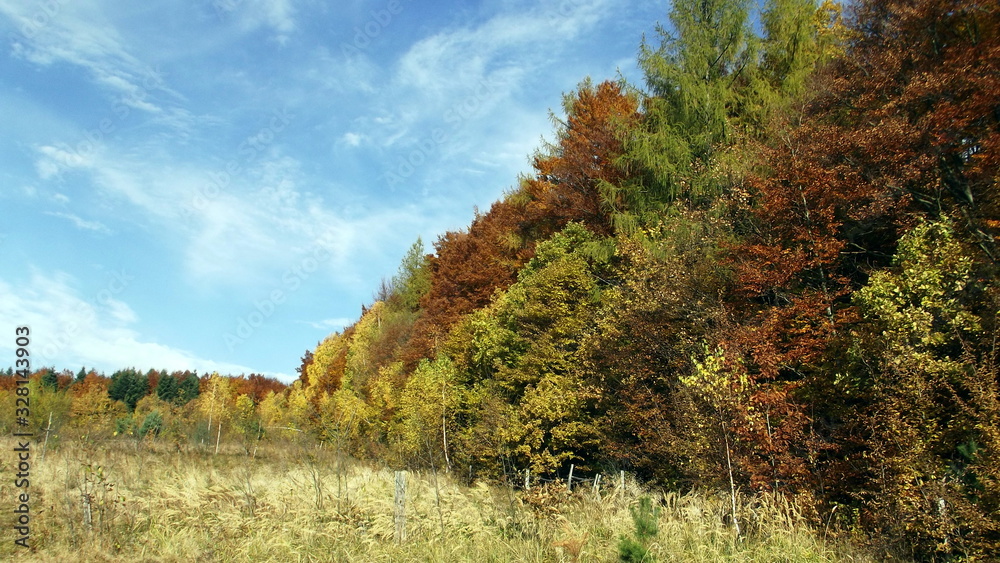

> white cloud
[28,138,430,291]
[346,0,613,187]
[394,0,609,100]
[303,317,354,331]
[0,270,257,376]
[342,132,364,147]
[44,211,111,234]
[218,0,298,45]
[0,0,192,130]
[35,144,93,179]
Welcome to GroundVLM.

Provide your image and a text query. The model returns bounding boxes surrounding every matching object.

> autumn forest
[5,0,999,559]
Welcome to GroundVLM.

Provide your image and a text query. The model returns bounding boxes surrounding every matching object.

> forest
[4,0,998,559]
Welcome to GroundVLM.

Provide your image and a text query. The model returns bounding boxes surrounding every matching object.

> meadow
[0,436,879,562]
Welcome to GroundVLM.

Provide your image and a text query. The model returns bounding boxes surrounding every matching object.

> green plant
[618,496,660,562]
[137,411,162,438]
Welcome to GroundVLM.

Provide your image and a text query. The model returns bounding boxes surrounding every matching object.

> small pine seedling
[618,495,660,562]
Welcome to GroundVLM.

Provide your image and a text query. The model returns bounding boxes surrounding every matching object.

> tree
[199,373,235,451]
[71,373,124,432]
[522,79,641,236]
[258,390,289,432]
[108,368,148,412]
[848,219,1000,557]
[402,200,529,364]
[138,410,163,438]
[233,394,261,445]
[307,333,350,396]
[296,349,314,385]
[393,356,462,469]
[145,369,160,394]
[620,0,758,211]
[581,220,730,485]
[446,224,609,475]
[840,0,1000,254]
[389,238,432,312]
[40,368,59,390]
[757,0,843,115]
[155,374,179,403]
[177,372,200,404]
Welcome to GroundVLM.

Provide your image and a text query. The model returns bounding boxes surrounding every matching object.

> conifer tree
[620,0,757,211]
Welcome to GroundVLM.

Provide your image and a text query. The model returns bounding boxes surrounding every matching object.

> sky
[0,0,664,383]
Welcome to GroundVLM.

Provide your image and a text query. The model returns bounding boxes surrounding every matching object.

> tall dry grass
[0,436,876,562]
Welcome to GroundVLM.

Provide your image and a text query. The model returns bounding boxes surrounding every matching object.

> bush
[618,496,660,562]
[138,411,162,438]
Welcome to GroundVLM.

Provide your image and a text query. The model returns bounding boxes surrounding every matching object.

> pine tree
[155,374,179,403]
[177,372,200,404]
[40,368,59,390]
[390,237,432,312]
[621,0,757,210]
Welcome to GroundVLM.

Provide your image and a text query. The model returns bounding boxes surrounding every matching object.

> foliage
[443,223,609,475]
[392,355,461,467]
[155,374,178,403]
[41,368,59,390]
[618,496,661,562]
[848,219,1000,557]
[386,237,432,312]
[177,372,201,404]
[137,410,162,438]
[306,331,351,395]
[107,368,149,412]
[15,0,998,559]
[523,79,641,236]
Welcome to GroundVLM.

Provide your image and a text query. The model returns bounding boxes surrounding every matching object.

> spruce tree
[40,368,59,390]
[156,374,179,403]
[622,0,756,210]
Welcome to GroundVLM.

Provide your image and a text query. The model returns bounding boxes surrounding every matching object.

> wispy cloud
[215,0,298,45]
[346,0,614,193]
[342,132,364,147]
[0,269,261,377]
[302,317,354,331]
[30,137,431,290]
[44,211,111,234]
[0,0,192,129]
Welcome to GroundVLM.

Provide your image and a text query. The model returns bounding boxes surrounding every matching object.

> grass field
[0,437,878,562]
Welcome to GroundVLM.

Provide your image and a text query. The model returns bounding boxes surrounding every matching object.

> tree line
[5,0,997,558]
[289,0,1000,557]
[0,367,286,444]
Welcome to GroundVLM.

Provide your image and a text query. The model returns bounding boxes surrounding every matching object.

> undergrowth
[0,437,878,562]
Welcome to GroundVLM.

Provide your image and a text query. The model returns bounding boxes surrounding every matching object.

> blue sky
[0,0,663,383]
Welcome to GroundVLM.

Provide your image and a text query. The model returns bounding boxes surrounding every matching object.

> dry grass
[0,437,875,562]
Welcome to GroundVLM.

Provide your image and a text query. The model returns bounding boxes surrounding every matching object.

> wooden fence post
[41,412,53,461]
[394,471,406,544]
